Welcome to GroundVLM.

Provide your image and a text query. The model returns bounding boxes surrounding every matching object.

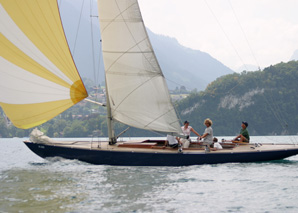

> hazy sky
[138,0,298,71]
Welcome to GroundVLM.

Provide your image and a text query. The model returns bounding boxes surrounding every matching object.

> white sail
[98,0,181,133]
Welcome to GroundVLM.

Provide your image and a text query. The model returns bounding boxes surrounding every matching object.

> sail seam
[100,1,138,33]
[112,75,158,112]
[114,110,179,133]
[33,2,76,81]
[106,72,159,76]
[102,50,152,53]
[104,37,155,73]
[143,107,178,131]
[114,1,158,73]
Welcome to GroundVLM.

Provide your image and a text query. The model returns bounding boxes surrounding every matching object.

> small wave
[28,162,48,166]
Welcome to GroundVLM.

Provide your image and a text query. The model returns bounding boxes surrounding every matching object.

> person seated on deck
[233,121,250,143]
[213,137,223,150]
[166,135,187,152]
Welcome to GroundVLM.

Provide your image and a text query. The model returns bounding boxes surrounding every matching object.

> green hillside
[177,60,298,136]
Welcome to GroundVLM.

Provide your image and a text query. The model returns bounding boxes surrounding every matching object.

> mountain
[290,49,298,61]
[177,61,298,136]
[147,30,234,91]
[59,1,234,91]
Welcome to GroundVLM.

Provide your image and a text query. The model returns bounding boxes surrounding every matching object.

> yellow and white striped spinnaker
[0,1,88,129]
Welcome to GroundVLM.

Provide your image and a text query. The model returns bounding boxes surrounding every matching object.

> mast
[105,80,117,145]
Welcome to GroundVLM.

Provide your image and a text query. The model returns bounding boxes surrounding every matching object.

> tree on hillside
[177,61,298,136]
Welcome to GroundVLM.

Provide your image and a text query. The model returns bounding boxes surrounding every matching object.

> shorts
[243,137,249,142]
[169,143,178,148]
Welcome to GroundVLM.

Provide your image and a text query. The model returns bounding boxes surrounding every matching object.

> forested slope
[177,61,298,136]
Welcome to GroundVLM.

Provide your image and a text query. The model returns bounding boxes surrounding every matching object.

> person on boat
[166,134,183,152]
[233,121,250,142]
[213,137,223,150]
[199,118,214,151]
[181,121,201,140]
[180,121,200,148]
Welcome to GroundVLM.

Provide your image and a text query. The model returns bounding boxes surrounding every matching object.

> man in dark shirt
[234,121,250,142]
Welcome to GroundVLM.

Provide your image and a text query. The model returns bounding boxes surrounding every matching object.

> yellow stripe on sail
[0,79,87,129]
[1,0,80,82]
[0,100,76,129]
[0,1,88,129]
[0,34,70,89]
[70,80,88,104]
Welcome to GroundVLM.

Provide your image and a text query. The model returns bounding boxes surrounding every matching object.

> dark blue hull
[24,142,298,166]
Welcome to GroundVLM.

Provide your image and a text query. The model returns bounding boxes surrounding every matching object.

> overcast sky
[138,0,298,71]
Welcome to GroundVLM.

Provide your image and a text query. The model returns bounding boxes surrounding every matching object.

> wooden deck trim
[118,143,158,148]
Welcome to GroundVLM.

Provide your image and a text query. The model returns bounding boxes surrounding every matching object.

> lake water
[1,136,298,212]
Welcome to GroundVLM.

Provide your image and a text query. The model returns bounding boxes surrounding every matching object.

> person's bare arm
[191,128,201,137]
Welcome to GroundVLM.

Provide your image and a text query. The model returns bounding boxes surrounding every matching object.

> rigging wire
[201,0,250,101]
[64,0,102,106]
[72,0,85,56]
[204,0,248,71]
[202,0,293,141]
[227,0,260,69]
[164,77,196,93]
[90,0,100,93]
[227,1,292,140]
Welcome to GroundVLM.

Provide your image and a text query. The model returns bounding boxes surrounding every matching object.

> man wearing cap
[234,121,250,142]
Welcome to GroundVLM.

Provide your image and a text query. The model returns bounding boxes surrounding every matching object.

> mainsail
[98,0,181,133]
[0,1,87,129]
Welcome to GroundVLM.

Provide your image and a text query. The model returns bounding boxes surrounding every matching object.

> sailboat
[1,0,298,166]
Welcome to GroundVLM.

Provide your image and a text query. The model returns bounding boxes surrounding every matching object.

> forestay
[0,1,87,129]
[98,0,181,133]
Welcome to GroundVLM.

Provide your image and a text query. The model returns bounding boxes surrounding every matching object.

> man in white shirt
[167,134,183,152]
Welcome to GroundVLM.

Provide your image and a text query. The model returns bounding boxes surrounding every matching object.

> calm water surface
[1,136,298,212]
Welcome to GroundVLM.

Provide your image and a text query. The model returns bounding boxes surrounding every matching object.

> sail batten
[0,1,87,129]
[98,0,181,133]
